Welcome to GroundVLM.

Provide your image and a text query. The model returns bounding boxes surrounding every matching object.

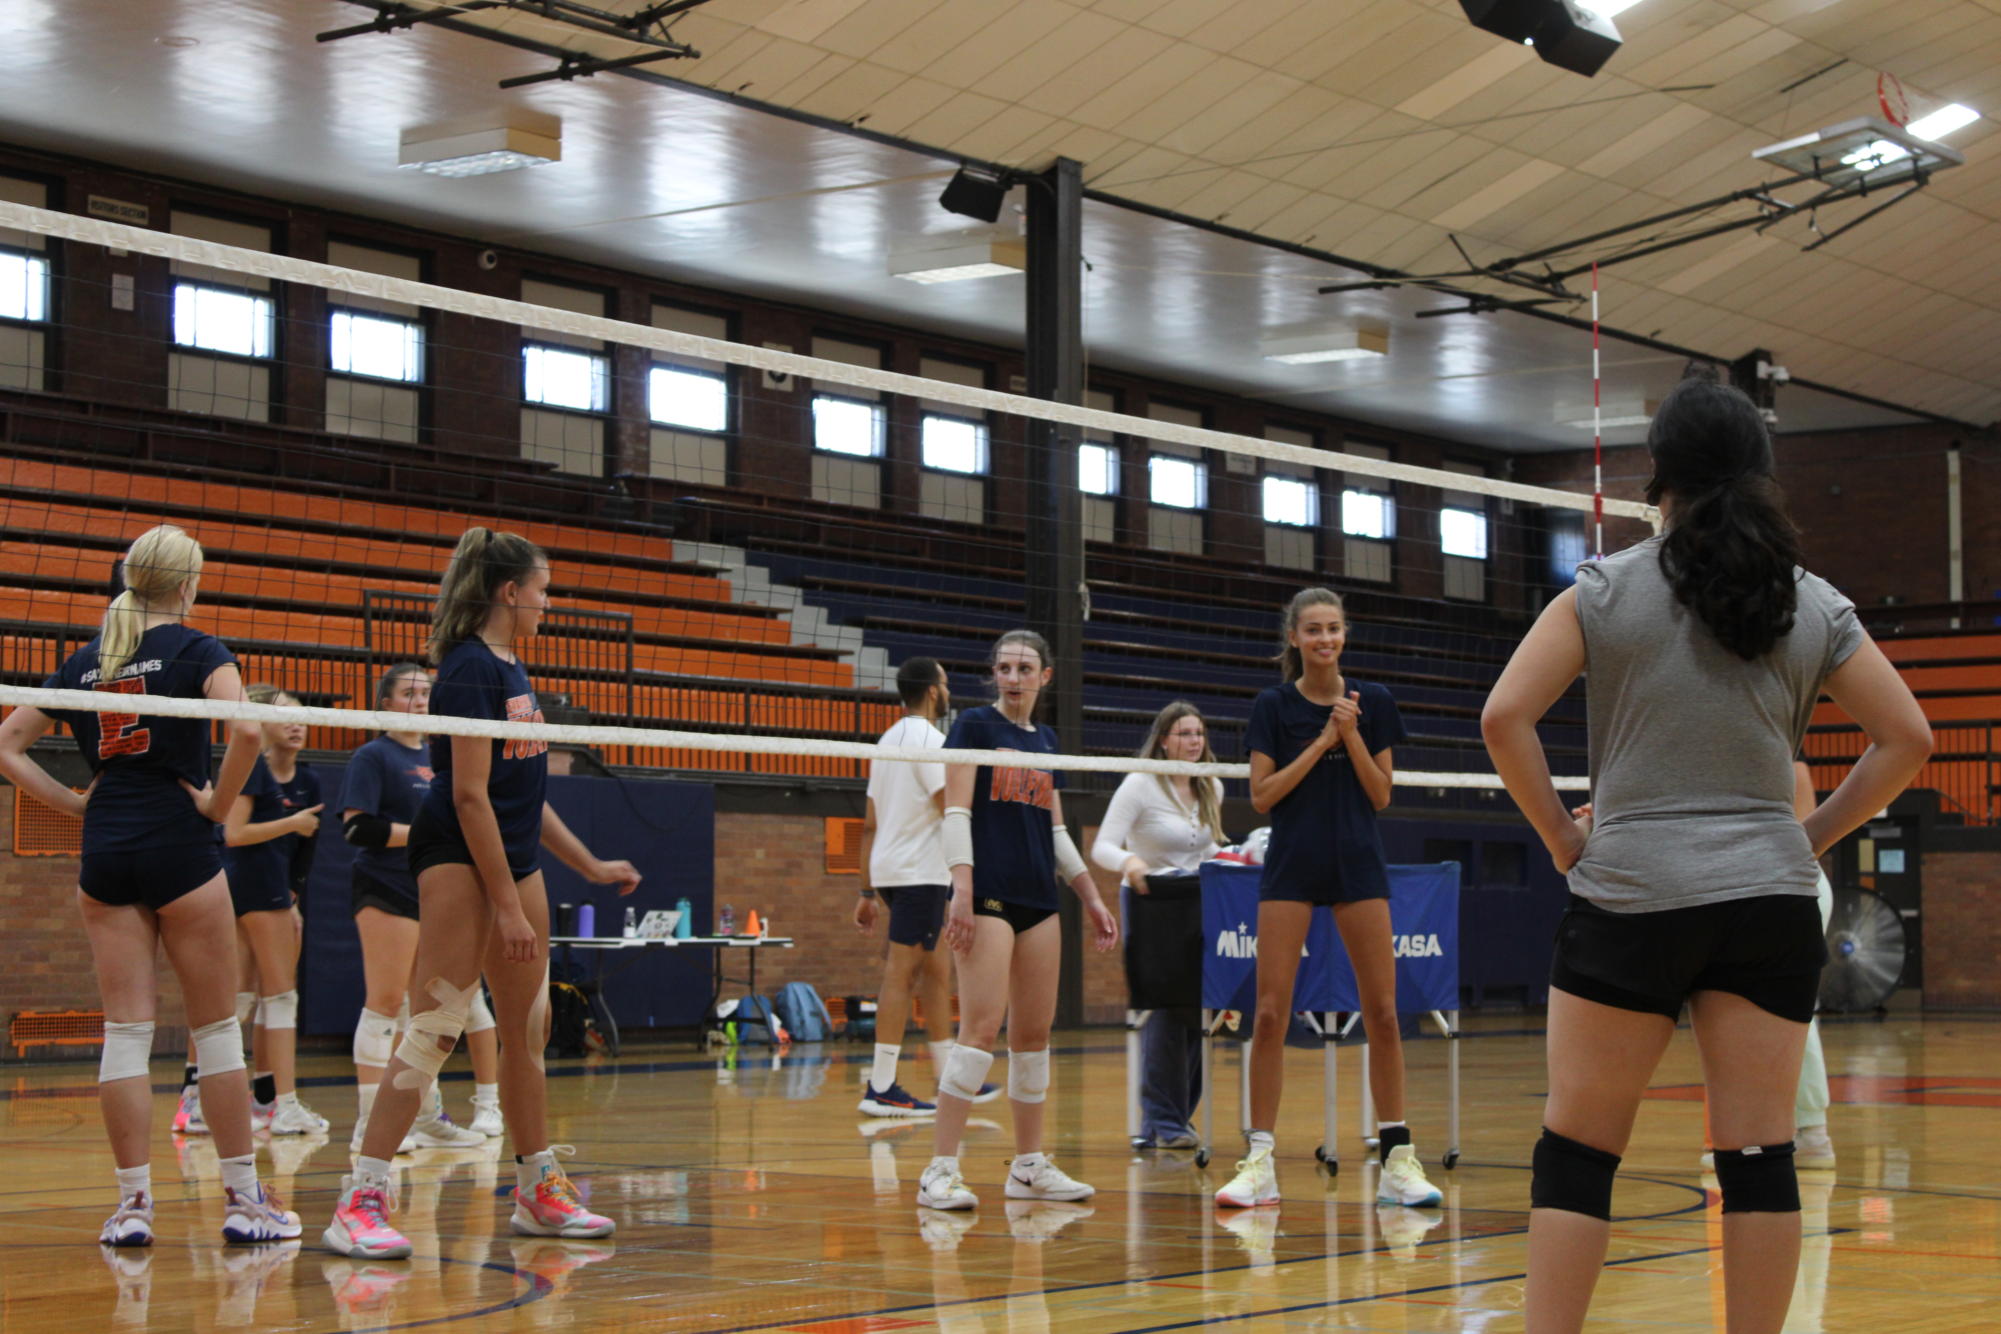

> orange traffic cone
[743,909,761,938]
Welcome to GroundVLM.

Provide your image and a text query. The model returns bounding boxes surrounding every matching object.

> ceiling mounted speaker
[1531,1,1622,77]
[1458,0,1553,42]
[939,166,1013,223]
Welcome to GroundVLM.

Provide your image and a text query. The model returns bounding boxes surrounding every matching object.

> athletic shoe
[251,1100,275,1133]
[323,1176,411,1260]
[1796,1125,1836,1170]
[350,1118,419,1156]
[859,1082,937,1118]
[970,1082,1002,1105]
[1004,1199,1093,1242]
[917,1159,978,1211]
[1375,1202,1444,1259]
[917,1208,978,1252]
[173,1085,208,1135]
[1377,1145,1443,1208]
[100,1192,155,1248]
[1157,1129,1201,1151]
[511,1169,615,1239]
[469,1101,505,1139]
[409,1111,485,1149]
[269,1099,330,1136]
[221,1183,303,1244]
[1215,1145,1279,1209]
[1004,1154,1094,1202]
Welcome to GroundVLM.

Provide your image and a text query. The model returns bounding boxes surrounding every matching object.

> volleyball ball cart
[1125,860,1462,1173]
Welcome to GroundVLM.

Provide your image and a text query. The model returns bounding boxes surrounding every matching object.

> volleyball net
[0,199,1641,792]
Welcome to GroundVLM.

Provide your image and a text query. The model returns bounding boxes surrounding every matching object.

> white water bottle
[622,906,637,938]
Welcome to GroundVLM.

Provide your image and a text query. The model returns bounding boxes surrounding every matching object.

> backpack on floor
[774,981,834,1043]
[840,995,877,1042]
[547,980,591,1058]
[717,993,787,1046]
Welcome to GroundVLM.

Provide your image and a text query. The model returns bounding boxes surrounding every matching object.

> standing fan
[1818,887,1907,1013]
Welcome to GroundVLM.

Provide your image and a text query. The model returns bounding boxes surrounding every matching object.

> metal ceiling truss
[318,0,713,87]
[1322,156,1950,314]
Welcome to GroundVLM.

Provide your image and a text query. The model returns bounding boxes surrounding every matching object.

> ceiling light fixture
[1260,325,1390,365]
[890,236,1027,284]
[399,114,561,178]
[1905,103,1981,141]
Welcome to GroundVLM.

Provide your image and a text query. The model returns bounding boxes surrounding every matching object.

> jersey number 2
[98,677,152,759]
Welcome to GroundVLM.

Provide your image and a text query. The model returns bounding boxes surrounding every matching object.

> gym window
[813,394,885,457]
[649,365,728,433]
[330,309,423,383]
[920,412,988,474]
[523,342,609,413]
[1262,475,1317,527]
[1149,454,1206,510]
[0,251,48,323]
[1341,489,1395,540]
[1440,506,1490,560]
[1079,442,1118,496]
[172,282,272,359]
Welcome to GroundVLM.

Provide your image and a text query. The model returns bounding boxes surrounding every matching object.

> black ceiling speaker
[1531,1,1622,77]
[1459,0,1554,42]
[939,166,1012,223]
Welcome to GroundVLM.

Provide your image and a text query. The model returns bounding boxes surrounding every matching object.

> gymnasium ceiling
[2,0,1997,452]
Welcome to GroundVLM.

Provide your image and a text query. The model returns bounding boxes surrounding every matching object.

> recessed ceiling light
[890,236,1026,284]
[1906,103,1980,141]
[400,115,561,177]
[1261,325,1389,365]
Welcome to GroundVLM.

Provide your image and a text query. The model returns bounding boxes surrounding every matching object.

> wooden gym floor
[2,1014,1997,1332]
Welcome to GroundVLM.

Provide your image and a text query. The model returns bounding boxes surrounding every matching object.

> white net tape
[0,687,1591,791]
[0,200,1654,525]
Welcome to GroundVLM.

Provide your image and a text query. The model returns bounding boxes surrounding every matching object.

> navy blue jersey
[1246,680,1407,901]
[945,705,1064,910]
[418,640,547,871]
[341,736,433,897]
[42,623,236,854]
[223,756,291,903]
[275,764,321,896]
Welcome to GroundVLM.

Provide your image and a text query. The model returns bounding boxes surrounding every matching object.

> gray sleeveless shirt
[1569,536,1864,912]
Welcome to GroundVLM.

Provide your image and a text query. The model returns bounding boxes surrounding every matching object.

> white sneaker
[221,1183,303,1244]
[269,1099,330,1136]
[1004,1154,1094,1202]
[469,1101,505,1139]
[172,1085,208,1135]
[917,1158,978,1211]
[1214,1144,1279,1209]
[1796,1125,1836,1170]
[1377,1144,1443,1207]
[100,1192,155,1248]
[350,1116,419,1156]
[409,1112,485,1149]
[250,1100,275,1133]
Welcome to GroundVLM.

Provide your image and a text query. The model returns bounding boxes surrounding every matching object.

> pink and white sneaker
[511,1169,615,1239]
[322,1176,411,1260]
[221,1183,303,1245]
[171,1085,207,1135]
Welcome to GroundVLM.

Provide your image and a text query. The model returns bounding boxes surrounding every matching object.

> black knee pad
[1530,1127,1621,1221]
[1713,1142,1799,1214]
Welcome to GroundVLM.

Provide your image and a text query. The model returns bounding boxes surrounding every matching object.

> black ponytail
[1646,366,1802,660]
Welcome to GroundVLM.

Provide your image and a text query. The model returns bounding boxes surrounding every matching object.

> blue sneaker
[859,1082,937,1118]
[971,1083,1002,1105]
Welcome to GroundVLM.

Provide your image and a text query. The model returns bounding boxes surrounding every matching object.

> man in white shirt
[857,658,991,1115]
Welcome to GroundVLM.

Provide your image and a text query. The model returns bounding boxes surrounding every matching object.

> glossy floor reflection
[5,1014,1998,1331]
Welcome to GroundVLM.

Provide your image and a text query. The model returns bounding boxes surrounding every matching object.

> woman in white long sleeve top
[1093,702,1226,1148]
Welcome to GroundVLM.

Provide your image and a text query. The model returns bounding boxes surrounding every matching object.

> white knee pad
[354,1008,396,1068]
[100,1020,155,1083]
[192,1017,246,1079]
[466,986,495,1035]
[234,991,257,1028]
[392,977,476,1089]
[258,989,298,1031]
[1008,1048,1050,1105]
[939,1044,995,1102]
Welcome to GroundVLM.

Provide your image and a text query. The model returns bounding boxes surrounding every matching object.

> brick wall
[1923,848,2001,1010]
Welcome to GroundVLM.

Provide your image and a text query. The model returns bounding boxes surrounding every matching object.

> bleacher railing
[1806,720,1998,826]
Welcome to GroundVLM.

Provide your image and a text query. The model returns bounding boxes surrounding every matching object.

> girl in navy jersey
[326,527,639,1261]
[0,525,301,1247]
[917,629,1119,1213]
[339,663,503,1150]
[222,684,327,1138]
[1215,587,1441,1213]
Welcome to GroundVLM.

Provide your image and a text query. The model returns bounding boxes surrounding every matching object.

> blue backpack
[774,981,834,1043]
